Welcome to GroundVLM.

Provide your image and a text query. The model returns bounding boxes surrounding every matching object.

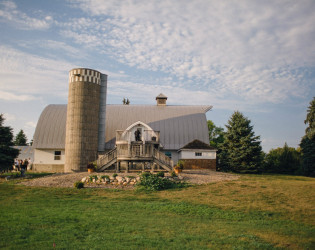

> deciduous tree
[264,143,301,174]
[207,120,225,148]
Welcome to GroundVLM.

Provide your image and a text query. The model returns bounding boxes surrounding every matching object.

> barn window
[195,152,202,157]
[165,152,172,159]
[54,151,61,160]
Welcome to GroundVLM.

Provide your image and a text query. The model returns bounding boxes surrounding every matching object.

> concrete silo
[64,68,107,172]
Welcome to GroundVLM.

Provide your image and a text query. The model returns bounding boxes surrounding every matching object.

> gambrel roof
[33,104,212,150]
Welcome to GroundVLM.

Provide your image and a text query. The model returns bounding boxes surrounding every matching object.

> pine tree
[300,97,315,176]
[14,129,28,146]
[219,111,263,173]
[0,114,19,172]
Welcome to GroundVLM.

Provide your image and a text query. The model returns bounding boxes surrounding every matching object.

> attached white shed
[178,140,217,170]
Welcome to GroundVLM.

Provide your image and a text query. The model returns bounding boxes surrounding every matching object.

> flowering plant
[87,162,97,170]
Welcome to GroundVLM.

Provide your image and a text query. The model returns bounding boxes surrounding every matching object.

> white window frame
[54,151,61,160]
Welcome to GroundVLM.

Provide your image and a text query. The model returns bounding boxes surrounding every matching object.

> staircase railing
[153,148,173,170]
[97,148,117,168]
[97,147,173,172]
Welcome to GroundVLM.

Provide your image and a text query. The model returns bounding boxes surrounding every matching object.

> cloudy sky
[0,0,314,151]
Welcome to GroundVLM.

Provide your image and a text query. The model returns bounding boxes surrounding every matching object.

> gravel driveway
[19,170,239,188]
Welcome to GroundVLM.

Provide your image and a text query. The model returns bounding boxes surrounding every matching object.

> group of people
[14,158,32,172]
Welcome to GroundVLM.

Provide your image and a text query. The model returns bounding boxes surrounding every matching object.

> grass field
[0,174,314,249]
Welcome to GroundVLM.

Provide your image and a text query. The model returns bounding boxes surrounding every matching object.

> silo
[65,68,107,172]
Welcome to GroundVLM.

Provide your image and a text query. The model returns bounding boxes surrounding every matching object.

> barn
[32,68,216,173]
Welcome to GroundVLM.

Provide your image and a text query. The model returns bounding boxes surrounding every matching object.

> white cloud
[19,40,86,59]
[64,0,314,105]
[0,0,53,30]
[0,90,36,101]
[3,113,16,122]
[0,45,73,99]
[25,121,36,128]
[107,79,257,113]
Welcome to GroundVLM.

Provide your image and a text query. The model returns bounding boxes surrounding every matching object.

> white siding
[179,150,216,160]
[34,149,65,164]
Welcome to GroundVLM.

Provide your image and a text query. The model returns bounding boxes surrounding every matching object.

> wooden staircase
[97,147,173,172]
[97,148,117,172]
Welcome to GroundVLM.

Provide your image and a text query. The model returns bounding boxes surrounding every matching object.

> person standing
[27,158,32,170]
[21,159,28,177]
[18,159,22,171]
[14,159,19,171]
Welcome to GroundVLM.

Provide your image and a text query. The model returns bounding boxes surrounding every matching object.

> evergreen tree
[207,120,225,148]
[304,97,315,139]
[14,129,28,146]
[300,97,315,176]
[0,114,19,172]
[122,98,130,105]
[219,111,263,173]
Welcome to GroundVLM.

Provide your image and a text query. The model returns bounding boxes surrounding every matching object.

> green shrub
[101,175,109,179]
[74,181,84,189]
[89,175,98,182]
[170,171,177,177]
[87,162,97,170]
[156,172,165,178]
[137,172,174,191]
[112,173,118,178]
[141,171,151,177]
[176,160,184,170]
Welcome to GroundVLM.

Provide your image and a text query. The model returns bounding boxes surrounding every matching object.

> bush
[74,181,84,189]
[141,171,150,177]
[156,172,165,178]
[89,175,98,182]
[137,172,173,191]
[112,173,118,178]
[170,171,177,177]
[87,162,97,170]
[176,160,184,170]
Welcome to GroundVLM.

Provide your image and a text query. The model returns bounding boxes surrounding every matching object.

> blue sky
[0,0,314,152]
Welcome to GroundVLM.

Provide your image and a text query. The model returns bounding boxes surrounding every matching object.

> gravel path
[19,170,239,188]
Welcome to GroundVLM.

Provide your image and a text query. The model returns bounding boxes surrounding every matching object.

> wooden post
[125,161,129,173]
[116,161,121,173]
[151,162,155,173]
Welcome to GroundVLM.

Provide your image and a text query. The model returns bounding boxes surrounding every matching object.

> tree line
[208,97,315,177]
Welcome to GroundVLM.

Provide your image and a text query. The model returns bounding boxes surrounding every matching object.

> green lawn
[0,174,314,249]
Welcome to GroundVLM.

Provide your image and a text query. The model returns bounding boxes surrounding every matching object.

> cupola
[156,93,167,106]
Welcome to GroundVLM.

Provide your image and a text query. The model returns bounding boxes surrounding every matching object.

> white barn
[32,68,216,173]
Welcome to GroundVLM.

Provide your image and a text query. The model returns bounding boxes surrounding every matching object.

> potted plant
[87,162,97,173]
[174,160,184,174]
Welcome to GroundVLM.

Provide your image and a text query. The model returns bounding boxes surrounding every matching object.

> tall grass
[0,174,314,249]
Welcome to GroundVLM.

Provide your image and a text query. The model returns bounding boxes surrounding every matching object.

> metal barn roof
[33,104,212,150]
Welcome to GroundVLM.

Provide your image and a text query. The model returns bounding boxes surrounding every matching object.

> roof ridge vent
[156,93,167,106]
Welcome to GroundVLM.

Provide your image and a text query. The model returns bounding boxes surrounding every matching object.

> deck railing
[116,130,160,142]
[97,144,173,171]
